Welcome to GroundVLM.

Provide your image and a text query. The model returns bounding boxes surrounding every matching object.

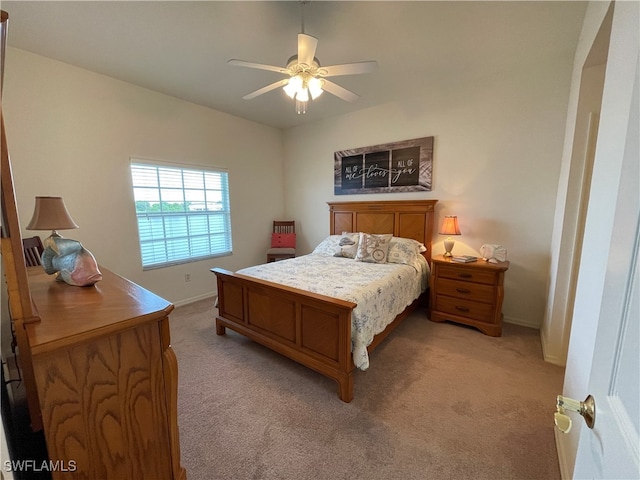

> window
[130,160,232,269]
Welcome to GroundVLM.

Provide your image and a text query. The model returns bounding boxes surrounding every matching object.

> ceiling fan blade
[228,59,288,74]
[242,79,290,100]
[322,80,360,103]
[320,61,378,77]
[298,33,318,67]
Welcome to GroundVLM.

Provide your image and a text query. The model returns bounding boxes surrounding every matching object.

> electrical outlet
[185,273,191,282]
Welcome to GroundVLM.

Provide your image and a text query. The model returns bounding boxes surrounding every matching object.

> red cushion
[271,233,296,248]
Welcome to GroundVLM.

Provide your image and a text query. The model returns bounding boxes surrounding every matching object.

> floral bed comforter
[236,254,429,370]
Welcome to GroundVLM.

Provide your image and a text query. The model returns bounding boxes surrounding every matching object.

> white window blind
[130,161,232,269]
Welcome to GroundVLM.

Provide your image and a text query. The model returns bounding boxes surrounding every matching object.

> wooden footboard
[211,267,358,402]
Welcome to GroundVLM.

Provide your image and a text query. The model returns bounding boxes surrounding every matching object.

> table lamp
[26,196,102,286]
[26,196,79,248]
[439,215,461,257]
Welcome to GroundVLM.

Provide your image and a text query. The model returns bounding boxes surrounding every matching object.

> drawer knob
[455,305,470,312]
[456,288,471,294]
[458,273,472,279]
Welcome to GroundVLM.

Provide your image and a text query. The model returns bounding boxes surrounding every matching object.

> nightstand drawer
[437,264,497,285]
[435,295,495,323]
[436,278,495,303]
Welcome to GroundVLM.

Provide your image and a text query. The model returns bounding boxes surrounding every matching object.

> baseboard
[554,427,573,479]
[173,292,216,308]
[503,315,539,329]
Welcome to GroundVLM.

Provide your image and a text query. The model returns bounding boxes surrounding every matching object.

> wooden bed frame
[211,199,437,402]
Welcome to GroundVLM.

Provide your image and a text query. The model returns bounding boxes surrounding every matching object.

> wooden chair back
[273,221,295,234]
[23,236,44,267]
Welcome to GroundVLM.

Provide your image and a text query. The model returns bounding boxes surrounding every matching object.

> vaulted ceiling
[4,1,587,129]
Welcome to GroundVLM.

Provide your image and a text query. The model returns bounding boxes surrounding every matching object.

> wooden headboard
[328,200,438,264]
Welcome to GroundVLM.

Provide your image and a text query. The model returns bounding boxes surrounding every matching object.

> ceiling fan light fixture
[283,73,323,111]
[296,86,309,102]
[283,74,303,98]
[283,84,296,99]
[308,76,323,99]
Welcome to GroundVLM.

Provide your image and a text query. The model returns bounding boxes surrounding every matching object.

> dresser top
[26,266,173,355]
[432,254,510,271]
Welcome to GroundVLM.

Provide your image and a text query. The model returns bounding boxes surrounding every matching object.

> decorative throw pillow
[332,232,359,258]
[271,233,296,248]
[387,237,425,265]
[355,233,392,263]
[339,233,357,246]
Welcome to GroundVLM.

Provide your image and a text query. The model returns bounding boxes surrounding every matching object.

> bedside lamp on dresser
[439,215,461,257]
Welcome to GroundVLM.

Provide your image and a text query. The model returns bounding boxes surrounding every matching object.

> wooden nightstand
[429,254,509,336]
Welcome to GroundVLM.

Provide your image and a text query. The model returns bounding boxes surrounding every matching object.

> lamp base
[40,235,103,287]
[43,230,63,250]
[443,238,455,257]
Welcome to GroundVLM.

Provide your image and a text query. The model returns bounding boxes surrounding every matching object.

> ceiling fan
[228,2,378,114]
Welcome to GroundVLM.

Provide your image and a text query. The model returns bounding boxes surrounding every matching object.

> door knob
[554,394,596,433]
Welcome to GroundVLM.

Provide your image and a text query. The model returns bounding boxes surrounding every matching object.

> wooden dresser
[25,266,186,479]
[429,254,509,336]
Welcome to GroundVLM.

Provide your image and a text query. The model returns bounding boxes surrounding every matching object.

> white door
[570,2,639,478]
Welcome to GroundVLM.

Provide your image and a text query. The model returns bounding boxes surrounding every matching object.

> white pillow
[355,233,392,264]
[311,235,343,256]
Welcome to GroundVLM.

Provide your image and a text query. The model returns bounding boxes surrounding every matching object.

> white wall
[283,57,575,329]
[3,48,285,305]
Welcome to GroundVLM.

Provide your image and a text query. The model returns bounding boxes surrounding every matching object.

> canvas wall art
[334,136,433,195]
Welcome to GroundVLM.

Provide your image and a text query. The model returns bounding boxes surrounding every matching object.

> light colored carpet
[170,298,564,480]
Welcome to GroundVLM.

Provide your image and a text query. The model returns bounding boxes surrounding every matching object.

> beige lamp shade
[439,215,461,257]
[439,216,461,236]
[26,196,79,231]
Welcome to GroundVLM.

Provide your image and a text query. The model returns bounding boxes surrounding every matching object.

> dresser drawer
[437,264,498,285]
[436,278,495,303]
[435,295,495,323]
